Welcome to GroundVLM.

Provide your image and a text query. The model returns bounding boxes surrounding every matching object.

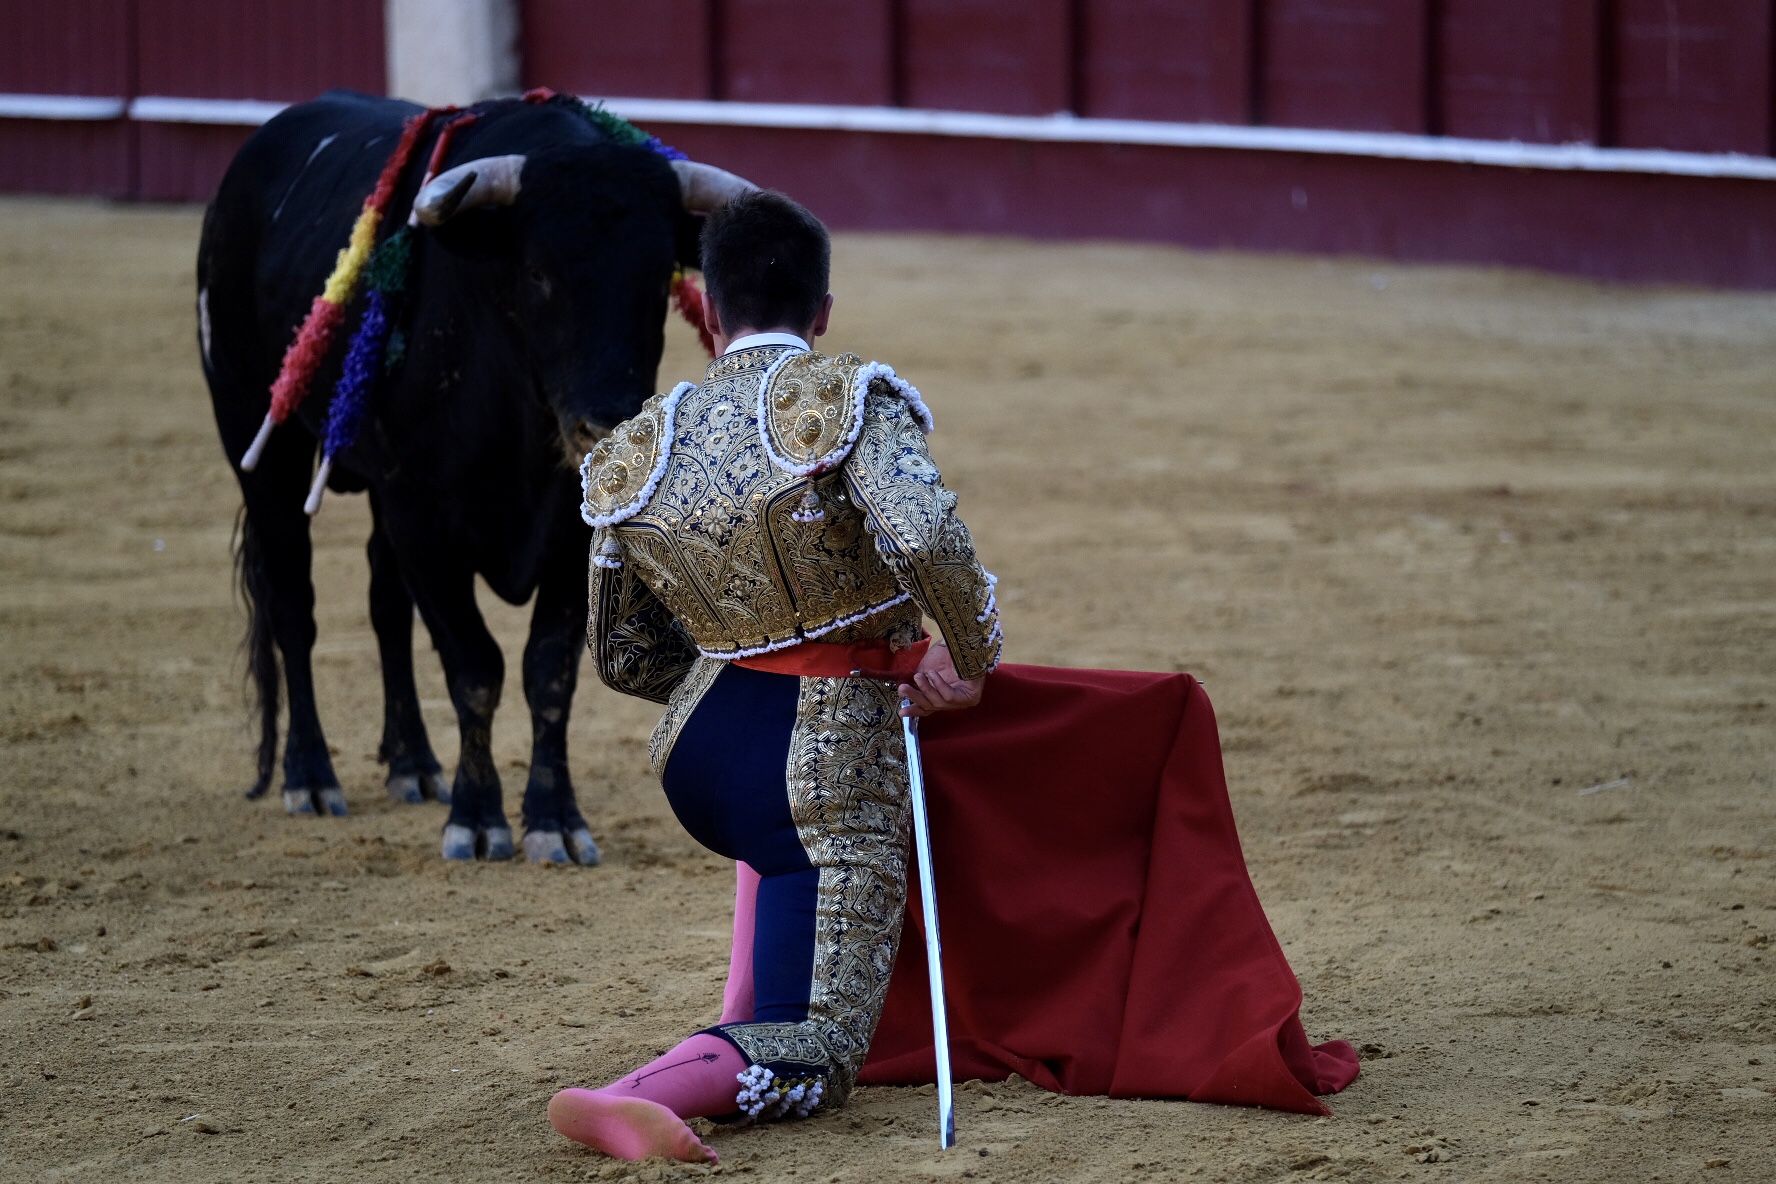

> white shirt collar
[723,331,811,356]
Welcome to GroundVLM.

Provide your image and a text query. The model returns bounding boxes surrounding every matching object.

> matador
[548,190,1001,1162]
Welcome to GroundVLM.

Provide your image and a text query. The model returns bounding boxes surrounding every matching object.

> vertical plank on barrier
[1437,0,1601,144]
[900,0,1071,115]
[1259,0,1430,133]
[0,0,133,196]
[720,0,894,105]
[519,0,711,100]
[1076,0,1253,124]
[1609,0,1772,154]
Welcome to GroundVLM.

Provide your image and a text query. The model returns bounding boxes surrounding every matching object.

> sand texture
[1,199,1773,1182]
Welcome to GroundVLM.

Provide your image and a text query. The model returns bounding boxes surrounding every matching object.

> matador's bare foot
[548,1089,717,1163]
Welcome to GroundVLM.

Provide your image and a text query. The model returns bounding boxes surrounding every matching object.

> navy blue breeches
[662,664,818,1028]
[657,662,911,1107]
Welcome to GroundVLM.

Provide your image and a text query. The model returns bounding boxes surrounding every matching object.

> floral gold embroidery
[595,350,1000,670]
[587,545,699,704]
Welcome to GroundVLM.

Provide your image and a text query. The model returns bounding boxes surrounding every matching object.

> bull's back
[211,91,417,240]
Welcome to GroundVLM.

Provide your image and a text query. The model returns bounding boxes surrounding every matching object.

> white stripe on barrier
[3,91,1774,182]
[129,96,288,126]
[0,93,127,120]
[600,96,1776,181]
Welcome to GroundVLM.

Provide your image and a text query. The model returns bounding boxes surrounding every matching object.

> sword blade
[902,708,956,1149]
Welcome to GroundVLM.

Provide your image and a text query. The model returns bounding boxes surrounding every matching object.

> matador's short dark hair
[700,190,831,333]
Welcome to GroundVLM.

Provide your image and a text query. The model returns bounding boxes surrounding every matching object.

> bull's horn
[671,160,758,213]
[413,155,527,225]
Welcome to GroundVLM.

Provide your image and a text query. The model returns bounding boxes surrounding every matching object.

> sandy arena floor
[1,198,1773,1183]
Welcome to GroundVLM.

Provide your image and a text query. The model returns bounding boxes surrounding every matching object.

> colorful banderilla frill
[302,230,413,513]
[672,268,715,356]
[238,108,444,473]
[304,108,481,514]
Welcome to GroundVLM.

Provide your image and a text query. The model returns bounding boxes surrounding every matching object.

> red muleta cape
[859,664,1359,1114]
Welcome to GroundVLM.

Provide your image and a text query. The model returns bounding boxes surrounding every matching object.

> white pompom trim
[976,570,999,624]
[734,1062,826,1121]
[703,591,913,661]
[758,356,934,479]
[578,382,693,528]
[856,361,935,434]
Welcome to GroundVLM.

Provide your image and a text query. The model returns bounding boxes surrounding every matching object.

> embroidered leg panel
[706,674,911,1120]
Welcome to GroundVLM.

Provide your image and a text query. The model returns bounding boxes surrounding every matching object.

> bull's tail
[233,506,280,798]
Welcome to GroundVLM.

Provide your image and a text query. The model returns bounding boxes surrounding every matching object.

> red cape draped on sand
[858,664,1359,1114]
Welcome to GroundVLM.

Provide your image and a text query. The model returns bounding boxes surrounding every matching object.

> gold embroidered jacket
[582,346,1003,702]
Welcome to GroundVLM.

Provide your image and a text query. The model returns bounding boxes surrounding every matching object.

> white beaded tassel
[790,481,825,524]
[592,530,624,569]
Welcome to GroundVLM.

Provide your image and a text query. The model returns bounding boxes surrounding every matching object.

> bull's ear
[674,209,705,273]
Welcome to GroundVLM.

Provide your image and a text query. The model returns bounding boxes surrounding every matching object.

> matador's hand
[897,643,984,718]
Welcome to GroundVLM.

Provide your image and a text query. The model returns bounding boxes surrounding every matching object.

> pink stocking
[549,1033,747,1163]
[720,861,760,1023]
[549,860,761,1162]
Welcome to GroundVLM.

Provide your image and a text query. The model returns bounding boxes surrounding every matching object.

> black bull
[198,91,745,862]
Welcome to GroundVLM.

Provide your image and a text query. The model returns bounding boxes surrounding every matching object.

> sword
[901,702,957,1149]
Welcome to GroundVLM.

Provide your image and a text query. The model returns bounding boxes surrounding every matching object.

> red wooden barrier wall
[134,0,385,201]
[0,0,383,199]
[0,1,134,197]
[504,0,1776,285]
[1612,0,1772,154]
[520,0,709,102]
[1260,0,1428,133]
[3,2,1776,284]
[724,0,896,105]
[1437,0,1601,144]
[1078,1,1253,124]
[517,0,1776,157]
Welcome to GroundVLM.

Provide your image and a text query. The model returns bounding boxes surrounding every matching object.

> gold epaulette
[759,352,933,477]
[578,382,690,528]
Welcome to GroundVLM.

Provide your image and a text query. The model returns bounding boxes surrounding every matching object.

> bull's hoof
[523,831,570,865]
[282,786,348,817]
[441,824,475,860]
[483,825,515,861]
[567,827,603,867]
[388,774,424,805]
[388,771,452,805]
[441,823,516,862]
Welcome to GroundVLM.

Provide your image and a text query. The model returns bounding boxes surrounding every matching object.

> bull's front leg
[366,502,449,805]
[400,558,514,861]
[518,550,600,865]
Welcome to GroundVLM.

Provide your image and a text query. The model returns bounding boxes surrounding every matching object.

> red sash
[732,636,930,681]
